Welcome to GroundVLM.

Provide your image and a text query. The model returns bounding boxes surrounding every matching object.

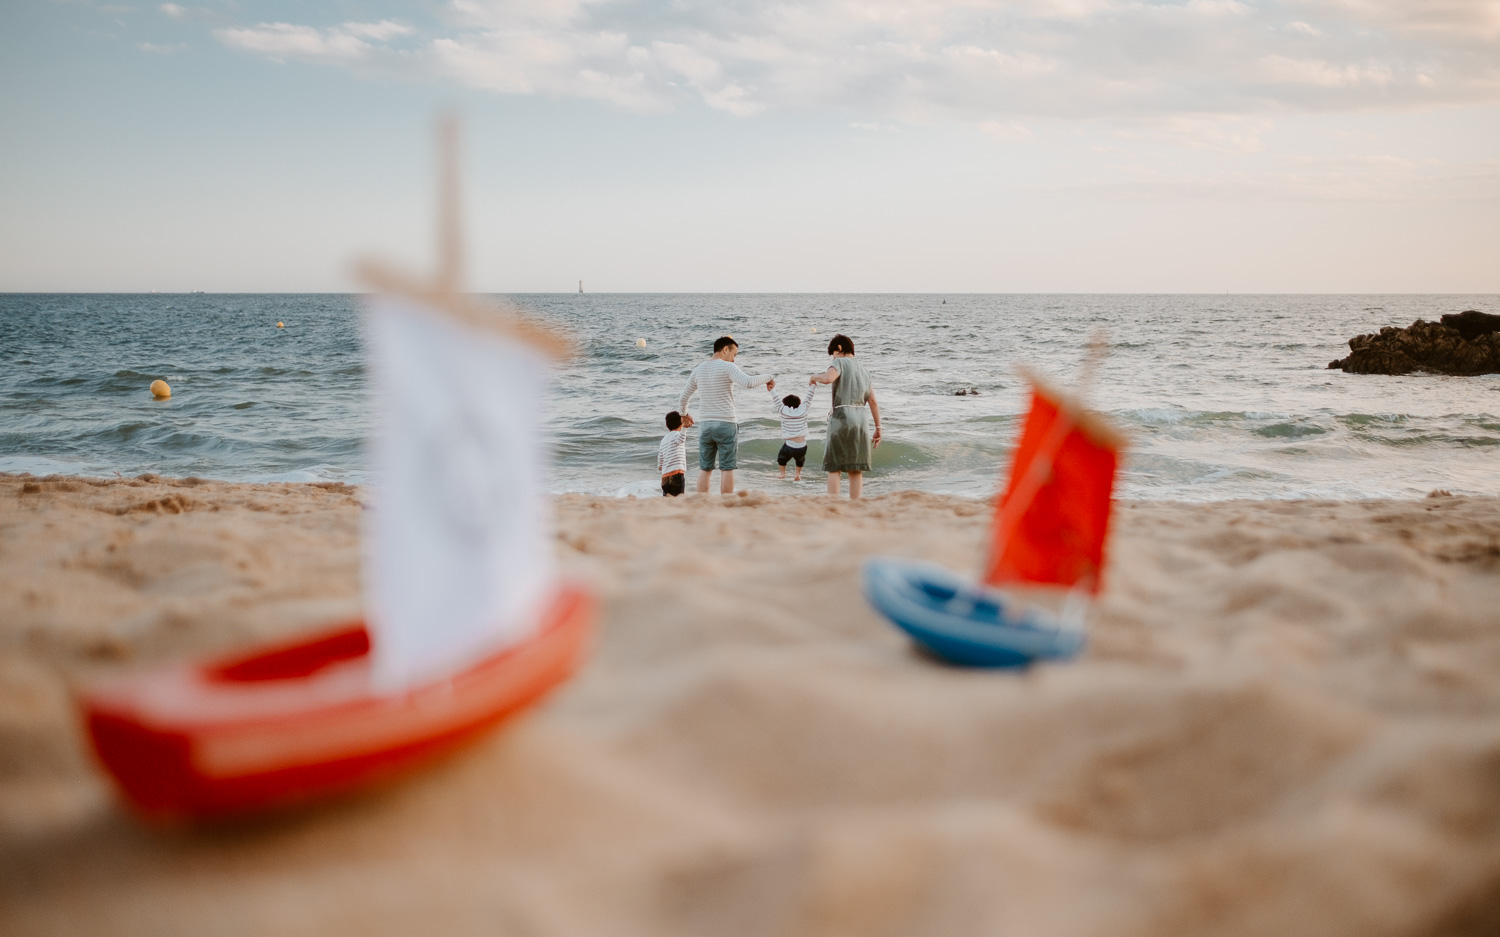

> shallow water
[2,293,1497,499]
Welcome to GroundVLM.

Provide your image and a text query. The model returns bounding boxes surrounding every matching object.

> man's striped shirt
[678,358,769,423]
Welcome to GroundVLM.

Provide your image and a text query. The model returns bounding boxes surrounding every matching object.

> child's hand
[766,378,776,391]
[682,414,695,428]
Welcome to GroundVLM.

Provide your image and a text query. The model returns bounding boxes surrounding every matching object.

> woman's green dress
[822,356,873,473]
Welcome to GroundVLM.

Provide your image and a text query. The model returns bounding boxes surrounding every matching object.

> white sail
[363,295,554,690]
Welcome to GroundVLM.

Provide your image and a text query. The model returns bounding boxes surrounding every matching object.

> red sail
[983,379,1123,594]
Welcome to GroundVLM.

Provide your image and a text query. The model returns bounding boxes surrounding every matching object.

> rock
[1440,310,1500,341]
[1327,315,1500,376]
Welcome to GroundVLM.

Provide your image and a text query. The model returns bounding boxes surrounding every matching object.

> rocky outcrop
[1439,310,1500,341]
[1327,311,1500,375]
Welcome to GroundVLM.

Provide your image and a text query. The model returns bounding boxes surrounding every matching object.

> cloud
[1315,0,1500,42]
[980,120,1036,143]
[205,0,1500,120]
[1257,54,1395,90]
[158,2,220,21]
[215,20,416,65]
[343,20,417,42]
[1041,154,1500,203]
[1110,114,1274,151]
[137,41,186,54]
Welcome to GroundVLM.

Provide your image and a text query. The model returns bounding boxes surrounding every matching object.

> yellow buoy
[636,338,647,348]
[277,322,284,328]
[150,380,171,399]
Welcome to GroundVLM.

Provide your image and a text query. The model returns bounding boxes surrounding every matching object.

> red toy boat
[82,584,593,821]
[82,125,595,823]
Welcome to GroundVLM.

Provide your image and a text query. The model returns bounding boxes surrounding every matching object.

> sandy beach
[2,473,1498,936]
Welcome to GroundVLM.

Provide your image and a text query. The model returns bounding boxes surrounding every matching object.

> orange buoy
[150,380,171,399]
[277,322,284,328]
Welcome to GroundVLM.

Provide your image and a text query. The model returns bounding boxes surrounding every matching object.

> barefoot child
[770,385,816,481]
[658,411,687,496]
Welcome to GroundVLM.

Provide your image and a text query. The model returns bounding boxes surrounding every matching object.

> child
[770,384,816,481]
[658,410,687,496]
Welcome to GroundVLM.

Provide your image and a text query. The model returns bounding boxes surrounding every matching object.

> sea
[2,293,1497,501]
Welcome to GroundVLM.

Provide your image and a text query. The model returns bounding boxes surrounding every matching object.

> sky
[1,0,1497,293]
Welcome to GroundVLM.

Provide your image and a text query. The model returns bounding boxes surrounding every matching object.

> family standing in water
[662,333,882,499]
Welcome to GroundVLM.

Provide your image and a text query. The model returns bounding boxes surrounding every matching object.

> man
[678,336,774,494]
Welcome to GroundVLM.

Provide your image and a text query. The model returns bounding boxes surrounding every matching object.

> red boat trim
[80,584,594,819]
[193,618,578,777]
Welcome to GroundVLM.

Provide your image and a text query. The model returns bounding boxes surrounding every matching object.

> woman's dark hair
[713,336,738,353]
[782,394,801,409]
[827,334,854,356]
[665,410,683,430]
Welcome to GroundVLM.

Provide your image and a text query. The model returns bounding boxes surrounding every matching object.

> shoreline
[0,470,1487,504]
[3,473,1499,935]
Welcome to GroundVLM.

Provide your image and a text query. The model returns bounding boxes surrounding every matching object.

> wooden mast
[354,116,571,360]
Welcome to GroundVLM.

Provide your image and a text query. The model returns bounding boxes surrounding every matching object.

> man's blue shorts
[698,420,738,471]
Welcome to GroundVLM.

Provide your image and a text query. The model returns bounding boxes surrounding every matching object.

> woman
[810,333,882,499]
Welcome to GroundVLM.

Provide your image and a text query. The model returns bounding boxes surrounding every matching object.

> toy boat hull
[862,559,1085,667]
[82,584,593,821]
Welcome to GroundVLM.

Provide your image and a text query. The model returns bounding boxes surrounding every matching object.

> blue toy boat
[862,559,1085,667]
[863,368,1126,668]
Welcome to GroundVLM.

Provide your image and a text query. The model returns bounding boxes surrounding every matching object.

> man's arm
[678,368,698,415]
[726,362,770,390]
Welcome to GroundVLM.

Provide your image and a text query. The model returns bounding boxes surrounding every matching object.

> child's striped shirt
[658,429,687,475]
[772,385,816,440]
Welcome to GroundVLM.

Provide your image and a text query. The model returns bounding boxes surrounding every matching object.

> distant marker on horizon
[578,280,583,294]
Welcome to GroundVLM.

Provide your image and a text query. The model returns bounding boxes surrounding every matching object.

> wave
[1360,432,1500,449]
[1252,422,1329,439]
[1116,407,1197,425]
[584,340,664,362]
[1338,413,1409,426]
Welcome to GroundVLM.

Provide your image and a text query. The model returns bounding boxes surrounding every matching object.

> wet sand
[2,474,1498,936]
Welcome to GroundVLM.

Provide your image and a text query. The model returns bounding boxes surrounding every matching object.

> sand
[1,473,1498,936]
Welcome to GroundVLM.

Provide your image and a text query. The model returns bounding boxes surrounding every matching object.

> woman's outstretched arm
[810,365,839,385]
[867,389,882,447]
